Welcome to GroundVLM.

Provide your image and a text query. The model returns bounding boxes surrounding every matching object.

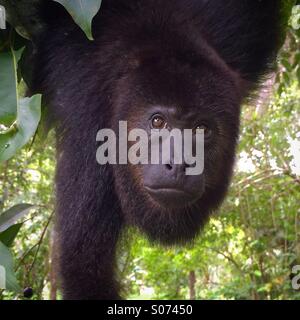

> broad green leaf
[0,94,41,162]
[0,204,33,233]
[0,241,20,292]
[0,223,23,247]
[53,0,102,40]
[0,47,24,126]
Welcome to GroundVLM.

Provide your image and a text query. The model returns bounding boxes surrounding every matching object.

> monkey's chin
[138,219,207,246]
[130,204,211,246]
[115,169,230,245]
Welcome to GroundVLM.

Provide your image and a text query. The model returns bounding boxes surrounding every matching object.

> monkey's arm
[55,131,123,300]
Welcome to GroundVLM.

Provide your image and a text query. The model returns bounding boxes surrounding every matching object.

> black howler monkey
[33,0,284,299]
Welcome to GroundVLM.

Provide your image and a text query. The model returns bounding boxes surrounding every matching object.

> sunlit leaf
[0,94,41,162]
[0,204,33,233]
[0,223,23,247]
[0,241,20,292]
[53,0,102,40]
[0,47,24,126]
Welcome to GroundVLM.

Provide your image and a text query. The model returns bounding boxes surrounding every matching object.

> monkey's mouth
[145,186,201,208]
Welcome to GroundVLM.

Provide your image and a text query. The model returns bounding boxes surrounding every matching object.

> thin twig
[26,211,54,277]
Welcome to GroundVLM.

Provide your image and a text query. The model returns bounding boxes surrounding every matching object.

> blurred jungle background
[0,1,300,300]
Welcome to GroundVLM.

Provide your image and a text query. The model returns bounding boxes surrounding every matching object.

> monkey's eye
[151,115,167,129]
[194,124,213,139]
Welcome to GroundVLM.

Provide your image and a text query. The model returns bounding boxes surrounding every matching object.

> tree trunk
[189,270,196,300]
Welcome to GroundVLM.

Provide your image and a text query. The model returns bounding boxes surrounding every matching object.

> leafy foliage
[54,0,102,40]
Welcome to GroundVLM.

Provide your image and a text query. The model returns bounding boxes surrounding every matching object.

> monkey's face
[112,56,242,244]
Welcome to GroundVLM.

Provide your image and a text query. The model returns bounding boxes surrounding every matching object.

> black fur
[32,0,283,300]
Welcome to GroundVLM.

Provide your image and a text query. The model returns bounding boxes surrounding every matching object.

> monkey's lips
[145,186,200,208]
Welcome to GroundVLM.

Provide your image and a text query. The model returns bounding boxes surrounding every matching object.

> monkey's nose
[163,161,192,177]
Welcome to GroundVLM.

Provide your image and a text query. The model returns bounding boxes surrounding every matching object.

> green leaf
[281,58,293,72]
[0,241,20,292]
[0,223,23,247]
[254,270,262,278]
[0,204,33,233]
[0,94,42,162]
[53,0,102,40]
[0,47,24,126]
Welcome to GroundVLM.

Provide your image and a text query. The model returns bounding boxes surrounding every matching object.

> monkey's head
[111,39,245,245]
